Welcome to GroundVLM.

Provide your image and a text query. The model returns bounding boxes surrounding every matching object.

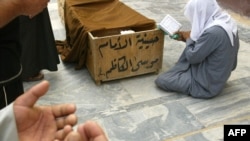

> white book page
[159,15,182,35]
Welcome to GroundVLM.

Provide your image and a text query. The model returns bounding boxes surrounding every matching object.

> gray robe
[155,26,239,98]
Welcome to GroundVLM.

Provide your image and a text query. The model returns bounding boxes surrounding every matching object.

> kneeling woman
[155,0,239,99]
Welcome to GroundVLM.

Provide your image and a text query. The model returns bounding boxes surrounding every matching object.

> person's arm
[0,0,49,28]
[184,27,222,64]
[0,104,19,141]
[0,0,22,27]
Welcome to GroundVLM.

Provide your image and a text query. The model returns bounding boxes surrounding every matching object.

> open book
[159,15,182,35]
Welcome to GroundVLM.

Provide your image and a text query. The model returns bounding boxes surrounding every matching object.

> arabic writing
[98,56,160,78]
[98,33,160,58]
[96,31,163,79]
[136,33,159,49]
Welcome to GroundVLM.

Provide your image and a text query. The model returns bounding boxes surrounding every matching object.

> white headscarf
[184,0,237,46]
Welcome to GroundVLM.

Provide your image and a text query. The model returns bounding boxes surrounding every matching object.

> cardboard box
[86,28,164,85]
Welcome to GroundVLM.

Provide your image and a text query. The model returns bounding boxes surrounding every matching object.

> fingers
[78,121,108,141]
[64,132,82,141]
[14,80,49,107]
[170,33,181,40]
[56,114,77,129]
[52,103,76,118]
[171,31,183,41]
[59,121,108,141]
[172,31,190,42]
[55,125,73,140]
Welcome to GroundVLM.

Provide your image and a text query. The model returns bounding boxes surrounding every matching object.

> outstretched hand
[13,81,77,141]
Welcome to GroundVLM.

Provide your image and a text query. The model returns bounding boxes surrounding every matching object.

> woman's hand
[172,31,191,42]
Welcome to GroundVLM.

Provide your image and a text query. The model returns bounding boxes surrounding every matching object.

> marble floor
[23,0,250,141]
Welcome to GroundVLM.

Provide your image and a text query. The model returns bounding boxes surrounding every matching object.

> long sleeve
[188,26,239,98]
[184,29,220,65]
[0,103,19,141]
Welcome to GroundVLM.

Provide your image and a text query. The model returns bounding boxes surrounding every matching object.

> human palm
[14,81,77,141]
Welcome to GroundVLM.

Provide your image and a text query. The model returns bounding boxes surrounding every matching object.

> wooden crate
[86,28,164,85]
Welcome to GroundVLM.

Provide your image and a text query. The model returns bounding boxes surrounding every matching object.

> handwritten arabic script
[89,30,164,81]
